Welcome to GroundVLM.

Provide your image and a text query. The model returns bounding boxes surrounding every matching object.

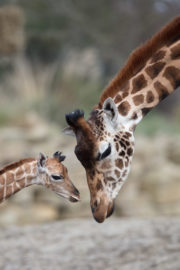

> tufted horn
[65,109,84,127]
[53,151,66,162]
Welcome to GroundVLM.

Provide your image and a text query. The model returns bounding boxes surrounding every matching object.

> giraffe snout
[91,196,113,223]
[69,185,80,202]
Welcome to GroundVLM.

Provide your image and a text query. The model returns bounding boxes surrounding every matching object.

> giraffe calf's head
[65,98,135,222]
[37,152,80,202]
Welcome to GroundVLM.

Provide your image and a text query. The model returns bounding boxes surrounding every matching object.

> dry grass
[0,6,25,55]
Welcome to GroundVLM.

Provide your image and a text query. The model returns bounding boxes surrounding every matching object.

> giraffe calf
[0,151,80,203]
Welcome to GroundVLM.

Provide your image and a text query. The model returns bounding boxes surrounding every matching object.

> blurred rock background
[0,0,180,227]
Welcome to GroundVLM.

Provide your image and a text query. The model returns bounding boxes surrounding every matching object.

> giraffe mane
[99,16,180,108]
[0,158,35,175]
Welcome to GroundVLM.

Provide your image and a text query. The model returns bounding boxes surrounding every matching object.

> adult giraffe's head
[64,98,135,223]
[64,16,180,222]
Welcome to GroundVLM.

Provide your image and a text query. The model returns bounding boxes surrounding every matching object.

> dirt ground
[0,217,180,270]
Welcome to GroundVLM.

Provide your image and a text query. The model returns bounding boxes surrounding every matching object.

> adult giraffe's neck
[113,39,180,124]
[0,159,38,203]
[98,17,180,126]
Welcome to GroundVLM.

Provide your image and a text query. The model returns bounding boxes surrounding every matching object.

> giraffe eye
[96,143,111,161]
[51,175,64,181]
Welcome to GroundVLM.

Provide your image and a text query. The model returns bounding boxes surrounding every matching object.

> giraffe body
[0,152,80,203]
[65,16,180,223]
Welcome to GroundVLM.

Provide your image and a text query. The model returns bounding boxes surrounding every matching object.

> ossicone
[53,151,66,162]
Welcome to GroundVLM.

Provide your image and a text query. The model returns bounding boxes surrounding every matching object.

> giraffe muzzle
[91,197,114,223]
[69,186,80,202]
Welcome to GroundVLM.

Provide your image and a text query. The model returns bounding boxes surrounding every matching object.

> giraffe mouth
[55,191,80,202]
[69,195,81,202]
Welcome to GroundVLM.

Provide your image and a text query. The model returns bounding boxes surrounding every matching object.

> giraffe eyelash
[51,175,64,181]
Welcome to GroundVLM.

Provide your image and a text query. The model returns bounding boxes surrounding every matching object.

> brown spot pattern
[154,81,169,101]
[125,161,129,167]
[122,92,128,99]
[115,159,123,169]
[6,186,12,198]
[120,81,130,93]
[6,172,14,185]
[0,175,5,185]
[122,170,127,177]
[0,188,3,200]
[132,74,147,94]
[106,176,115,182]
[150,50,166,64]
[115,170,120,178]
[146,90,154,103]
[145,62,166,79]
[88,169,95,180]
[114,95,122,104]
[16,167,25,179]
[96,180,103,191]
[19,179,26,188]
[171,43,180,59]
[120,141,126,150]
[118,101,130,116]
[100,160,111,170]
[125,132,132,138]
[25,164,31,174]
[127,148,133,156]
[119,151,125,157]
[133,94,144,106]
[125,140,130,146]
[116,143,119,152]
[163,66,180,89]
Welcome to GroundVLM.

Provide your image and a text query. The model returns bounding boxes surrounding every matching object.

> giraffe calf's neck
[0,159,38,202]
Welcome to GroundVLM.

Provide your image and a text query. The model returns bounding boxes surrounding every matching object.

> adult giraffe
[64,16,180,223]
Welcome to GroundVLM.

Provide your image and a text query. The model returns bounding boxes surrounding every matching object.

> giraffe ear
[38,152,47,169]
[62,126,75,137]
[102,97,118,123]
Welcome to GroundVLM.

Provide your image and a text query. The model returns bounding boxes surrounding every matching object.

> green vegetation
[135,110,180,136]
[0,1,179,133]
[0,57,103,126]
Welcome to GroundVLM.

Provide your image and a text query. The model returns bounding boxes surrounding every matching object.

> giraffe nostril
[91,199,100,213]
[94,200,98,208]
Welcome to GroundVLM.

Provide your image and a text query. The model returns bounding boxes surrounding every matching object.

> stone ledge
[0,217,180,270]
